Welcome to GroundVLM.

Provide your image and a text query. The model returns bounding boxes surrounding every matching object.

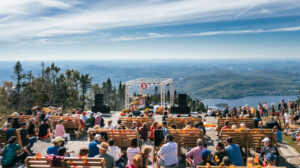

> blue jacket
[88,140,101,157]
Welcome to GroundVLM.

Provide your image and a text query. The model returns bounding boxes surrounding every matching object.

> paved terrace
[13,112,300,168]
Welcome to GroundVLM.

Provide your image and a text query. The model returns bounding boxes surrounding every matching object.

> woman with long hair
[139,122,148,143]
[141,147,152,168]
[27,118,36,137]
[149,122,158,141]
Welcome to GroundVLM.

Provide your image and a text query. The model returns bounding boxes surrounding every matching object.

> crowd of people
[0,99,299,167]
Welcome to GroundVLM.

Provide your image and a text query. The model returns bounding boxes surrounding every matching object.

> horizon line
[1,58,300,62]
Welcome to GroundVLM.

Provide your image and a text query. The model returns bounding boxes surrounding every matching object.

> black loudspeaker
[171,106,190,114]
[92,94,110,113]
[92,106,110,113]
[178,94,187,106]
[95,94,104,106]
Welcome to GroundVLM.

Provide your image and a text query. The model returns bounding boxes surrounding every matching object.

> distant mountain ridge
[0,60,299,99]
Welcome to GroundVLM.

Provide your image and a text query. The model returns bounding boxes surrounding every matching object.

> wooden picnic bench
[12,115,34,123]
[49,116,84,139]
[217,118,254,136]
[12,115,41,129]
[119,117,154,129]
[165,117,202,129]
[25,156,105,168]
[0,130,17,147]
[88,129,139,151]
[153,129,204,159]
[220,129,276,157]
[196,166,285,168]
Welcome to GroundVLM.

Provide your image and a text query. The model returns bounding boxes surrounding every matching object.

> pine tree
[79,74,92,110]
[13,61,25,109]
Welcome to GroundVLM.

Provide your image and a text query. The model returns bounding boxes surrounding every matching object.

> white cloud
[0,0,72,15]
[111,26,300,41]
[0,0,299,42]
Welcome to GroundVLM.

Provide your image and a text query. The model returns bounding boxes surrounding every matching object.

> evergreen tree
[13,61,25,108]
[79,74,92,110]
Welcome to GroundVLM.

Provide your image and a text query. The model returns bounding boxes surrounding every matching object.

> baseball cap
[262,137,271,143]
[95,134,101,139]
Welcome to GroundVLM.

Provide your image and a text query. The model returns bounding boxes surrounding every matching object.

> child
[46,147,66,167]
[273,126,282,143]
[246,157,255,167]
[284,110,291,130]
[79,148,89,157]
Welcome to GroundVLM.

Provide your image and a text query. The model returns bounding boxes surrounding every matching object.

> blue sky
[0,0,300,60]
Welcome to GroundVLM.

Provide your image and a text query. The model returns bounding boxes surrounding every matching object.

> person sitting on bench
[157,134,178,168]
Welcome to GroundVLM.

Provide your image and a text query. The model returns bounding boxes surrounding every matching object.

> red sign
[141,83,148,89]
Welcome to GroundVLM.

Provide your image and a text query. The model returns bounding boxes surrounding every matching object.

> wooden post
[245,130,248,157]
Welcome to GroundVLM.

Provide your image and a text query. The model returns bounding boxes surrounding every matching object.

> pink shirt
[186,146,206,166]
[55,124,65,137]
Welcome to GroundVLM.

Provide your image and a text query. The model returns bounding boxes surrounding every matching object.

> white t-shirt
[284,113,291,123]
[207,109,212,116]
[127,147,140,165]
[107,146,121,161]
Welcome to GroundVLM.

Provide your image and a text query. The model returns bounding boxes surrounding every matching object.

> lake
[202,95,298,109]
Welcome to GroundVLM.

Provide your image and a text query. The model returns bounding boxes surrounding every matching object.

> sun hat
[262,137,271,143]
[97,142,110,151]
[52,136,65,143]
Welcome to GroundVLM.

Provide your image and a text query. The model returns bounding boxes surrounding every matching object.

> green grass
[283,134,300,153]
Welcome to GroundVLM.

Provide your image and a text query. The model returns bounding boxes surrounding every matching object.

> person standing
[222,106,229,117]
[150,122,158,141]
[284,110,291,130]
[162,121,169,137]
[273,126,282,143]
[139,122,148,143]
[157,134,178,168]
[263,101,269,117]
